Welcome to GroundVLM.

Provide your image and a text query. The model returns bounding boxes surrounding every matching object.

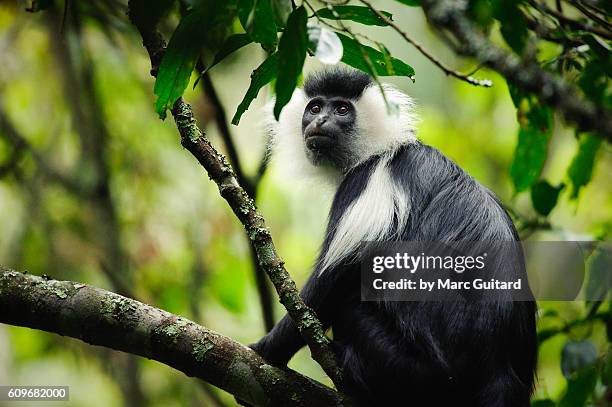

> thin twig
[197,65,275,332]
[198,65,251,194]
[528,0,612,40]
[358,0,493,87]
[421,0,612,141]
[569,0,612,31]
[522,10,583,46]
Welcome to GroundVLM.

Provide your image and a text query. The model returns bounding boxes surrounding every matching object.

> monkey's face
[301,96,357,170]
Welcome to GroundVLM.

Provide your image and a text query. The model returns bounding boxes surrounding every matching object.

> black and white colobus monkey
[252,69,537,406]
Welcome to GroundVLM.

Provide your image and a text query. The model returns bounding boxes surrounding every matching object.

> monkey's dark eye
[335,105,349,115]
[310,105,321,114]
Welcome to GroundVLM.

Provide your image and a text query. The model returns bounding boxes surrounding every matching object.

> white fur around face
[265,81,417,271]
[265,89,344,189]
[353,84,418,163]
[319,153,411,273]
[267,83,417,184]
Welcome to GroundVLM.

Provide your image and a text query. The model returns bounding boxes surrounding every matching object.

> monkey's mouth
[305,132,334,151]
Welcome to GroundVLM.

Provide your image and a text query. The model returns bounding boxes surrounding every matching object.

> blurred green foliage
[0,1,610,406]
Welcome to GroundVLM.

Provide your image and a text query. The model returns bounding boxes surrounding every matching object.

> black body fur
[253,143,537,406]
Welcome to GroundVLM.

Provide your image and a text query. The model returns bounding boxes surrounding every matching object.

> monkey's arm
[251,267,346,367]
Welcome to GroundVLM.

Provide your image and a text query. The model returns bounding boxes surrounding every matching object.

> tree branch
[126,1,346,392]
[0,267,343,407]
[421,0,612,141]
[357,0,492,87]
[197,68,276,332]
[528,0,612,40]
[569,1,612,31]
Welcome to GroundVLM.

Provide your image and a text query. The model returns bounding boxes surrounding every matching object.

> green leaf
[395,0,421,6]
[232,53,279,125]
[336,33,415,78]
[238,0,252,27]
[25,0,52,12]
[271,0,292,27]
[154,9,207,119]
[468,0,495,30]
[603,351,612,386]
[558,366,598,407]
[238,0,278,51]
[567,133,602,199]
[579,59,609,105]
[507,83,526,108]
[494,0,528,53]
[531,400,556,407]
[537,327,562,344]
[585,245,612,302]
[530,181,563,216]
[509,105,553,192]
[273,6,308,119]
[207,33,253,73]
[561,340,598,379]
[315,6,393,26]
[129,0,175,29]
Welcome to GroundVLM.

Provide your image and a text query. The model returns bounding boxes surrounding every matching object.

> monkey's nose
[315,115,328,127]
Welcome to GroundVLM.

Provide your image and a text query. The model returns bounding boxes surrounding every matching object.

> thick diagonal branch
[198,68,275,333]
[0,268,343,407]
[126,2,345,391]
[421,0,612,141]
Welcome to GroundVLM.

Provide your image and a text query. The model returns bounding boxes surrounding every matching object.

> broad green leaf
[315,6,393,26]
[603,351,612,386]
[336,33,415,78]
[129,0,175,29]
[238,0,251,26]
[206,33,253,73]
[558,366,598,407]
[307,24,343,65]
[585,245,612,302]
[582,34,612,76]
[232,53,279,125]
[507,83,526,108]
[531,400,555,407]
[531,181,563,216]
[561,340,598,379]
[468,0,495,29]
[509,105,553,192]
[273,6,308,119]
[395,0,420,6]
[538,327,563,344]
[154,9,206,119]
[494,0,528,53]
[271,0,292,27]
[238,0,278,51]
[25,0,52,12]
[579,59,609,105]
[567,133,602,199]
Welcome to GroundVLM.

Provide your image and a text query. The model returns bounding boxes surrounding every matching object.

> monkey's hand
[233,340,290,407]
[249,338,291,368]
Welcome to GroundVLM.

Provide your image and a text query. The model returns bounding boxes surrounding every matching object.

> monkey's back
[325,143,537,406]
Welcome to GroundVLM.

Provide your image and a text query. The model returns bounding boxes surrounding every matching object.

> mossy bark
[0,267,344,407]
